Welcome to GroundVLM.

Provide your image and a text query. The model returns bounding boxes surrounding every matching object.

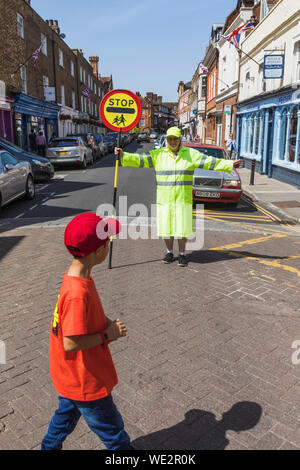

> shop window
[289,107,298,163]
[255,115,262,155]
[249,117,255,154]
[17,13,24,39]
[279,111,287,160]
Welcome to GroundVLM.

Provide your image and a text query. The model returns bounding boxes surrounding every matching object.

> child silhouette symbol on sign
[119,114,126,126]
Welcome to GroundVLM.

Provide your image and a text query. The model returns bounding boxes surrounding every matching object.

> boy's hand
[106,319,127,342]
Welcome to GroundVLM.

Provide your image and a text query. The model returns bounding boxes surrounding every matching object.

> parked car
[68,133,100,162]
[150,131,158,140]
[122,133,131,147]
[155,134,167,149]
[94,134,108,157]
[0,150,35,212]
[46,137,93,169]
[0,137,54,182]
[103,135,115,153]
[184,143,242,207]
[137,133,150,143]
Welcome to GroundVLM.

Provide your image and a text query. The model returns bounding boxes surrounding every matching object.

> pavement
[1,221,300,450]
[238,167,300,225]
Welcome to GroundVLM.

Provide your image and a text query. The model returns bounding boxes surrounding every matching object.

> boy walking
[41,213,133,450]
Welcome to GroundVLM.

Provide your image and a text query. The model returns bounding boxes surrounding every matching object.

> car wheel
[81,157,87,169]
[25,175,35,200]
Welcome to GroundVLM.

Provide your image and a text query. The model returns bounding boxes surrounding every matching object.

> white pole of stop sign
[0,341,6,364]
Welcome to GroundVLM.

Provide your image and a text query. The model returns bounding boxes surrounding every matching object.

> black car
[0,137,54,182]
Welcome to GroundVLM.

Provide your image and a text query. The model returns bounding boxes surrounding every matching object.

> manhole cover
[273,201,300,208]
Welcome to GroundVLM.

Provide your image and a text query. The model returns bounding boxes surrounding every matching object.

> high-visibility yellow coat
[121,146,234,238]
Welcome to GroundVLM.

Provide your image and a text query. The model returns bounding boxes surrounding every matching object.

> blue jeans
[41,394,133,450]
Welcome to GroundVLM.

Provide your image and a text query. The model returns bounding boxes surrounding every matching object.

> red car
[185,143,242,207]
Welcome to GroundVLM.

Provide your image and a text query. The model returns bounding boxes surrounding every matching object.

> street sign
[100,89,142,133]
[224,105,232,115]
[264,55,285,79]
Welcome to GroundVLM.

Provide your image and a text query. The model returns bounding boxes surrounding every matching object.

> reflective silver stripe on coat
[156,170,194,175]
[209,158,217,170]
[198,155,206,169]
[146,154,153,168]
[156,181,193,186]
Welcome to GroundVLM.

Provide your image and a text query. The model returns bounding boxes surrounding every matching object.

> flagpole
[11,45,42,77]
[236,45,260,66]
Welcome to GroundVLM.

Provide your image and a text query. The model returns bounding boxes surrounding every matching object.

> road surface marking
[210,233,287,251]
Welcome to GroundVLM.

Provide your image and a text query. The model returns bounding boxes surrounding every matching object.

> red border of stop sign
[99,89,142,133]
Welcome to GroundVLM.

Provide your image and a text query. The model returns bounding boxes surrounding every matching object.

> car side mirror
[5,163,14,171]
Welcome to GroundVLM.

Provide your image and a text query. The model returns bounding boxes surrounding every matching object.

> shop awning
[14,93,60,119]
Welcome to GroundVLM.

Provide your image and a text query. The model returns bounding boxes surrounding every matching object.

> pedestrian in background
[36,130,47,158]
[226,133,238,159]
[29,129,37,153]
[41,213,134,450]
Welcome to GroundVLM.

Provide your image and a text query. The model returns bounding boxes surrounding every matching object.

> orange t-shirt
[49,272,118,401]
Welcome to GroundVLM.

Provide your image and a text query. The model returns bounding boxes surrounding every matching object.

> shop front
[237,88,300,186]
[0,97,14,143]
[13,93,60,151]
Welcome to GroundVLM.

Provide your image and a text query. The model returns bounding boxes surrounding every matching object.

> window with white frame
[72,91,76,109]
[293,41,300,82]
[60,85,65,105]
[71,61,75,77]
[17,13,24,39]
[83,70,86,84]
[59,49,64,67]
[43,76,49,87]
[41,34,47,56]
[80,66,83,82]
[20,66,27,93]
[81,95,84,112]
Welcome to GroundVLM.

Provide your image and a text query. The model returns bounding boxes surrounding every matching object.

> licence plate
[195,191,220,198]
[58,151,69,155]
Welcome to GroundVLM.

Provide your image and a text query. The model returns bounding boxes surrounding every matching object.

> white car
[46,137,93,169]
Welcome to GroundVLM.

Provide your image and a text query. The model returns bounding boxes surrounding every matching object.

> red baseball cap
[64,212,121,257]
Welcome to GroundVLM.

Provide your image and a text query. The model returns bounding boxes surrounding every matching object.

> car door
[1,151,25,199]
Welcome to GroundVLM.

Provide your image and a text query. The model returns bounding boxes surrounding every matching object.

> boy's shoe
[178,255,188,267]
[163,252,174,264]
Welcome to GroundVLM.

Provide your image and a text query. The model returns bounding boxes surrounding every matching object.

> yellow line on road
[209,233,287,251]
[193,210,270,220]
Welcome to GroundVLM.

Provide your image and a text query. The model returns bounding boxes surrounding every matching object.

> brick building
[0,0,112,148]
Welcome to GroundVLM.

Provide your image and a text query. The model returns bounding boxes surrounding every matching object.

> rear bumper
[48,157,82,165]
[193,188,242,203]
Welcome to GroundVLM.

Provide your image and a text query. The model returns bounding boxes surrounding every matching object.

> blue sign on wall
[264,55,285,79]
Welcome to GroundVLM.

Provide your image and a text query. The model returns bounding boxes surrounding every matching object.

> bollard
[250,159,256,185]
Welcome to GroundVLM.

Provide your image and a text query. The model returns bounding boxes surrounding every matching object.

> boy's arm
[63,319,127,352]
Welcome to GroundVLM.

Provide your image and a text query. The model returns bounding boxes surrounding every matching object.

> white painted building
[237,0,300,185]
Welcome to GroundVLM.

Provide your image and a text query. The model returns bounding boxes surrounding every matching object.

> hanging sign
[100,89,142,132]
[264,55,285,79]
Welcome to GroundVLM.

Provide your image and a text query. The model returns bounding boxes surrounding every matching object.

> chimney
[89,56,99,77]
[46,19,60,35]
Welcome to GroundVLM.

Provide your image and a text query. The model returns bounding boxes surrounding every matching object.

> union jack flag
[222,22,255,48]
[82,88,90,100]
[199,63,209,74]
[32,46,41,66]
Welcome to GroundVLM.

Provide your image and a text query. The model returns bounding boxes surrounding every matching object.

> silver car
[46,137,93,169]
[0,150,35,211]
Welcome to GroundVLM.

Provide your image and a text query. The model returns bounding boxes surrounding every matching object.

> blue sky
[32,0,237,102]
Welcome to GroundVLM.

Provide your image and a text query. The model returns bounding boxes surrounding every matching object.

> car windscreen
[49,140,78,148]
[187,146,227,159]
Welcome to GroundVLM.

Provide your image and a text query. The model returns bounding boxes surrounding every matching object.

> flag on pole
[82,88,91,101]
[222,22,255,48]
[32,46,41,66]
[199,63,209,74]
